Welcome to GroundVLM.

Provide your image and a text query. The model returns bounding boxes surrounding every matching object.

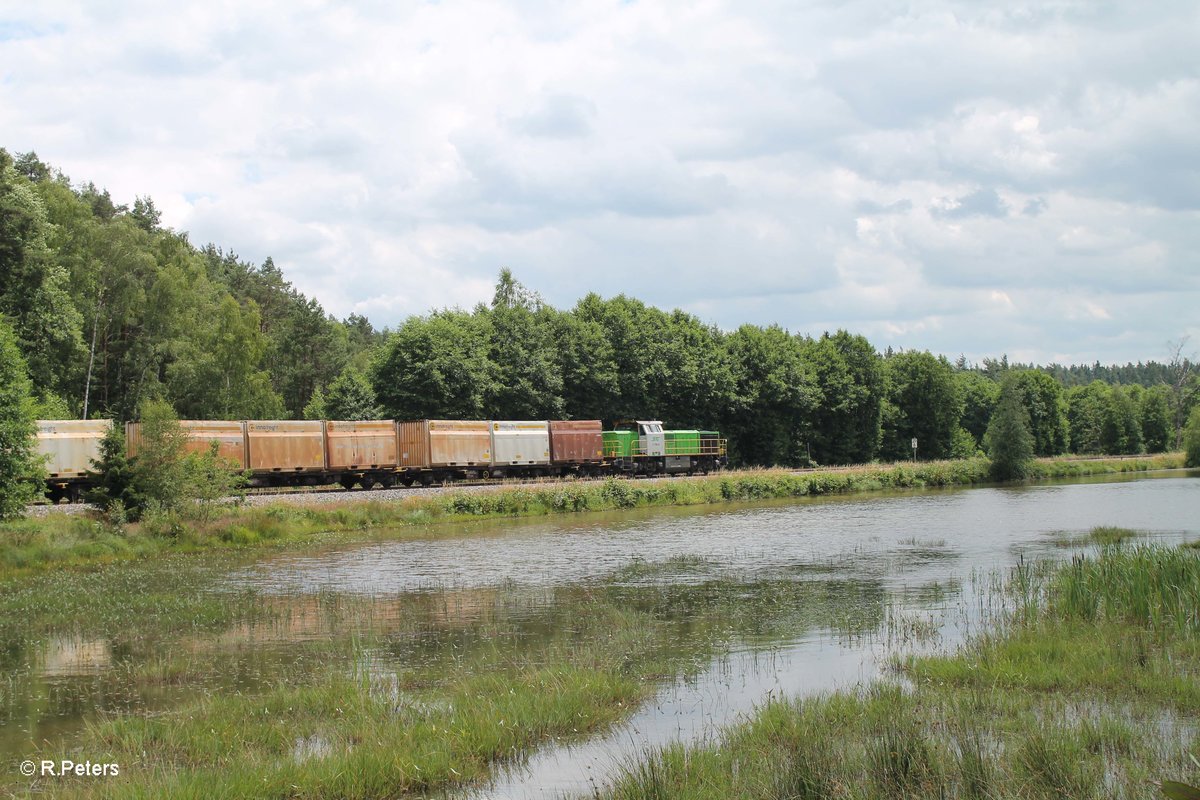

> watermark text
[19,759,119,778]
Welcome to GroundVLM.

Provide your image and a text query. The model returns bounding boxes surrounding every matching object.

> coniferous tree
[986,376,1035,480]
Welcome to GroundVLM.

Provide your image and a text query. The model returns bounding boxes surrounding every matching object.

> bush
[1184,405,1200,468]
[88,400,247,522]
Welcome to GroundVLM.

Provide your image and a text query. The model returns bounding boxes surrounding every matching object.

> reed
[602,541,1200,799]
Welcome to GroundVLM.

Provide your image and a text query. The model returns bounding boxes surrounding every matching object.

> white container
[36,420,113,478]
[489,421,551,466]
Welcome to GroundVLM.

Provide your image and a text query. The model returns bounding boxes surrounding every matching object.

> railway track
[27,453,1175,515]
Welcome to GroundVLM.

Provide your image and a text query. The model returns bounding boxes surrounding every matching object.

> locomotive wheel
[339,476,357,491]
[401,475,415,487]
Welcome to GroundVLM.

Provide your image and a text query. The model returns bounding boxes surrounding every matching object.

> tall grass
[602,541,1200,800]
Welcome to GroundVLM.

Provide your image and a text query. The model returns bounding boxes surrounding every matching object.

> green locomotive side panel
[664,430,701,455]
[602,430,635,458]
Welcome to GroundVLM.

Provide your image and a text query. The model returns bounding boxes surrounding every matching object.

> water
[1,473,1198,795]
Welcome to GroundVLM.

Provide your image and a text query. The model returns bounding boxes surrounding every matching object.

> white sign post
[911,437,917,463]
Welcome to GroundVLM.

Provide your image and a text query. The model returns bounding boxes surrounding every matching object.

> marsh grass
[2,454,1182,575]
[603,541,1200,800]
[1,559,894,799]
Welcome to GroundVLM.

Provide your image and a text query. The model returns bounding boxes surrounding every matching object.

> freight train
[35,418,727,503]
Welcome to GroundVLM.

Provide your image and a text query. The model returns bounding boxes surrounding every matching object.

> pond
[1,472,1197,797]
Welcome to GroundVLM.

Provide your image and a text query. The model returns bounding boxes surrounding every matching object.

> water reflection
[0,475,1197,796]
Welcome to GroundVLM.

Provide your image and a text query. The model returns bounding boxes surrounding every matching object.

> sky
[2,0,1198,366]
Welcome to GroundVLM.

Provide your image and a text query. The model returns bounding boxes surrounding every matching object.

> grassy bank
[603,536,1200,800]
[3,560,887,798]
[0,453,1185,574]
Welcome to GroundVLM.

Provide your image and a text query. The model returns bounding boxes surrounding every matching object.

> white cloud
[1,0,1197,363]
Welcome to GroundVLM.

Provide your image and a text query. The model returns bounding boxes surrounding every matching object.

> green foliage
[1066,381,1109,454]
[1140,384,1173,453]
[1184,405,1200,468]
[723,324,818,466]
[371,310,494,419]
[313,367,381,421]
[1100,384,1143,455]
[804,331,886,465]
[950,426,980,459]
[0,319,43,519]
[880,350,963,460]
[986,374,1035,480]
[85,424,142,517]
[1011,369,1070,456]
[572,292,734,427]
[168,295,283,419]
[956,370,999,447]
[0,151,84,402]
[486,270,565,419]
[89,400,247,522]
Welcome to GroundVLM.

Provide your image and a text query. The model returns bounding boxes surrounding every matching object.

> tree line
[2,146,1200,519]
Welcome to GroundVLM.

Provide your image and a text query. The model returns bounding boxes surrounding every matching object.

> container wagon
[548,420,605,476]
[36,420,113,503]
[396,420,491,485]
[325,420,399,489]
[129,419,401,489]
[488,420,551,478]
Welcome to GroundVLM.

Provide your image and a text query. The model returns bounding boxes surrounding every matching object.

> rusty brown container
[396,420,431,468]
[397,420,490,468]
[37,420,113,478]
[548,420,605,464]
[326,420,398,469]
[245,420,327,472]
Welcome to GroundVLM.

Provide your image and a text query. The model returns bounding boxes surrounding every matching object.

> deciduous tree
[0,319,43,518]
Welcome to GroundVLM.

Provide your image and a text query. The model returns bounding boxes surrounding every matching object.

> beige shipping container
[490,421,550,466]
[325,420,398,469]
[397,420,490,468]
[36,420,112,478]
[183,421,247,467]
[127,421,248,469]
[245,420,327,472]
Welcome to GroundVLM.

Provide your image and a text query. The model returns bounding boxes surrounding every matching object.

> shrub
[1184,405,1200,468]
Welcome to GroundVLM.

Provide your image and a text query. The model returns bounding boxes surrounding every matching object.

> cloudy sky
[2,1,1197,365]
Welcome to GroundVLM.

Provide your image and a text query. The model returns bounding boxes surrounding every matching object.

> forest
[2,148,1198,472]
